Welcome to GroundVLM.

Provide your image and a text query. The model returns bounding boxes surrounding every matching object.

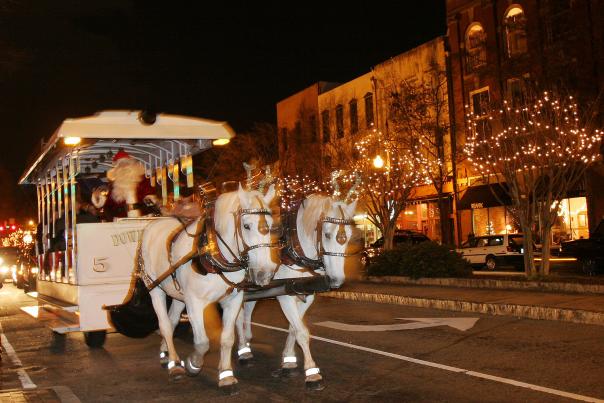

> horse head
[234,182,278,286]
[319,197,358,288]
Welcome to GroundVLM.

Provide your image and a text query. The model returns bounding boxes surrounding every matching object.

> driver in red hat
[103,150,156,219]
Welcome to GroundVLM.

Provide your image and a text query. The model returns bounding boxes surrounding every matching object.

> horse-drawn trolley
[19,110,234,347]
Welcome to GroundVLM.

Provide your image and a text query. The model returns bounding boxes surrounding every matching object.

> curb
[322,291,604,326]
[363,276,604,294]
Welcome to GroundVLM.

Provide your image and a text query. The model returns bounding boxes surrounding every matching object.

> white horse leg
[279,295,315,372]
[159,299,186,368]
[150,290,185,382]
[217,292,243,391]
[276,295,324,390]
[183,295,209,377]
[235,301,256,363]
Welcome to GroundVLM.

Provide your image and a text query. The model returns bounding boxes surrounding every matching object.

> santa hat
[112,150,131,163]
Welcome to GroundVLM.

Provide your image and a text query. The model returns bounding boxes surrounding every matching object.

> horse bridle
[317,205,358,259]
[227,196,280,267]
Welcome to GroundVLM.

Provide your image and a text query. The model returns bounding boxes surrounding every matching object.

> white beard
[107,158,145,204]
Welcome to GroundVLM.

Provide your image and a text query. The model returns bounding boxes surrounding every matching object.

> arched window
[465,23,487,71]
[503,5,527,57]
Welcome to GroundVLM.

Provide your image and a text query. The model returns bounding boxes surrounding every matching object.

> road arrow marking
[315,317,479,332]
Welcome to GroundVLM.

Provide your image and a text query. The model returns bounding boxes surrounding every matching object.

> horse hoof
[271,367,300,378]
[238,355,254,368]
[159,351,169,368]
[305,379,325,391]
[220,383,239,396]
[168,361,186,382]
[185,357,202,377]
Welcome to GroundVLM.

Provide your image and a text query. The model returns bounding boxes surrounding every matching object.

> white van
[457,234,525,271]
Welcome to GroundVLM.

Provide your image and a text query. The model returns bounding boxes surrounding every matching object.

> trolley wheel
[84,330,107,348]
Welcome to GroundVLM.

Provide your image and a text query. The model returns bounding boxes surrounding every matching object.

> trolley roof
[19,110,235,184]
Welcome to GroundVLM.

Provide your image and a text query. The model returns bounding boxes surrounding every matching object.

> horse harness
[280,199,357,273]
[138,187,278,292]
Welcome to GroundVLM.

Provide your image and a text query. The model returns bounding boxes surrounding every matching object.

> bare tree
[385,64,458,244]
[353,129,423,250]
[464,90,602,276]
[200,122,278,187]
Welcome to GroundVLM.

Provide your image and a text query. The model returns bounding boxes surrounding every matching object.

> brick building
[446,0,604,246]
[276,1,604,247]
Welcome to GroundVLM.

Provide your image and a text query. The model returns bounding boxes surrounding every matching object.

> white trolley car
[19,110,234,347]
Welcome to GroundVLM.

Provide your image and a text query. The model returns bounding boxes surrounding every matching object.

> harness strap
[146,249,199,291]
[281,200,324,270]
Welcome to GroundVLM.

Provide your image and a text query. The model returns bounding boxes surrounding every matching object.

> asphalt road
[1,282,603,402]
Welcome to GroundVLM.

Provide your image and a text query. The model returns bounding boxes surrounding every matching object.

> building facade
[447,0,604,246]
[277,1,603,247]
[276,82,339,181]
[277,38,453,245]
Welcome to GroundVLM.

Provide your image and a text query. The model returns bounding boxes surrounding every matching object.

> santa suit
[104,151,156,219]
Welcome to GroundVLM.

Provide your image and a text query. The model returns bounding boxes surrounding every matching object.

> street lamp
[373,155,385,169]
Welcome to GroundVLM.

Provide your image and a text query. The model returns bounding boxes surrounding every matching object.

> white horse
[139,183,278,391]
[236,193,358,390]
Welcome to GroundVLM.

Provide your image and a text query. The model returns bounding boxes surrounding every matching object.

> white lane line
[252,322,604,403]
[0,322,37,390]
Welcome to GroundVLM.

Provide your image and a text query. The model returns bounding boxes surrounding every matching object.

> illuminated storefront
[551,197,589,244]
[396,200,443,242]
[458,184,590,246]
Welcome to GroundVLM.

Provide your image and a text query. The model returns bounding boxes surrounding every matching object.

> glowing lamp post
[373,155,384,169]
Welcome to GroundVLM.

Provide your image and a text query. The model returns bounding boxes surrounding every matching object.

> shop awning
[457,184,511,210]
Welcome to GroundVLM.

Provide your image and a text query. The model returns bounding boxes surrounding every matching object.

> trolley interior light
[63,136,81,145]
[212,138,230,146]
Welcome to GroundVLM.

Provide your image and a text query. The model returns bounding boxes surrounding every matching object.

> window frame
[465,23,487,72]
[503,5,528,58]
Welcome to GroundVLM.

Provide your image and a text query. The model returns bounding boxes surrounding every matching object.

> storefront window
[396,202,441,242]
[472,206,519,236]
[551,197,589,244]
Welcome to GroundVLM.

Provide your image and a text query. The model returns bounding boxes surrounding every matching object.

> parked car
[361,230,430,266]
[0,246,19,284]
[559,220,604,275]
[457,233,526,271]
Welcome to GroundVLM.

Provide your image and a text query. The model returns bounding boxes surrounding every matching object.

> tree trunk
[382,222,397,250]
[540,226,552,276]
[437,195,452,245]
[521,225,537,276]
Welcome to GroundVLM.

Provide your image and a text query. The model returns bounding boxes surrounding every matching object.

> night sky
[0,0,445,221]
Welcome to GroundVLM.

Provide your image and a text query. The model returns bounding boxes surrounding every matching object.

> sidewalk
[323,278,604,326]
[0,387,80,403]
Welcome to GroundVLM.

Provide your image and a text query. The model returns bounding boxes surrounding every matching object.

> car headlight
[0,266,8,274]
